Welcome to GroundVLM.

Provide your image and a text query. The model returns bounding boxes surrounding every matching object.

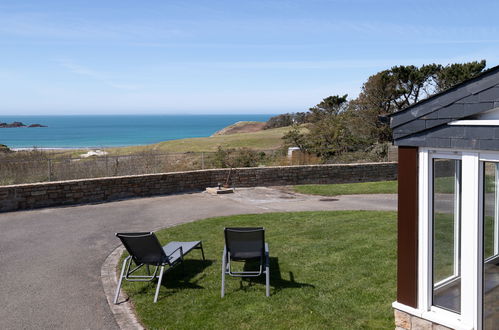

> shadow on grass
[233,257,315,294]
[123,259,213,302]
[160,259,213,290]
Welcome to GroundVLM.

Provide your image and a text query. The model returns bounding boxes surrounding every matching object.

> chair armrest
[167,246,184,260]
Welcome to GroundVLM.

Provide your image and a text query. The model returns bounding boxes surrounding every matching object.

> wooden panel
[397,146,419,308]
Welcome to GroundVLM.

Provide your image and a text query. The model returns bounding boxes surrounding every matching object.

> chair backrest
[224,227,265,261]
[116,232,168,265]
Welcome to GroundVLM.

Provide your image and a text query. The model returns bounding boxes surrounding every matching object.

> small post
[105,155,109,177]
[201,152,205,170]
[47,159,52,181]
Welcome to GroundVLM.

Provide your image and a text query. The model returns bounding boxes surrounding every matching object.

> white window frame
[404,148,478,329]
[476,152,499,330]
[428,153,462,292]
[393,148,499,329]
[481,162,499,263]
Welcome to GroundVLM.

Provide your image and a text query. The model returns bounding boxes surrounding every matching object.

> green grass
[432,212,456,282]
[120,211,397,329]
[294,181,397,196]
[109,126,301,154]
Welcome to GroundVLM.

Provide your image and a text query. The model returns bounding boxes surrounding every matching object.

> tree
[349,61,487,143]
[348,72,398,144]
[309,94,349,118]
[383,64,441,111]
[436,60,487,92]
[264,112,310,129]
[286,95,365,160]
[282,124,308,151]
[282,60,488,158]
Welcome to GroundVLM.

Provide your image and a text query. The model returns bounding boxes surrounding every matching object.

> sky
[1,0,499,115]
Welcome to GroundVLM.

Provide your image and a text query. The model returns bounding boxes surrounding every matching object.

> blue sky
[1,0,499,115]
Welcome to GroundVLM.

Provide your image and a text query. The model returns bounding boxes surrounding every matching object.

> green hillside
[109,125,300,154]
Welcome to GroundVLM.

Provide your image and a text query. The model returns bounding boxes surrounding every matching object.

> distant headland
[0,121,47,128]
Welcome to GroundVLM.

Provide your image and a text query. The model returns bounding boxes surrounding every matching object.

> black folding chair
[221,227,270,297]
[114,232,205,303]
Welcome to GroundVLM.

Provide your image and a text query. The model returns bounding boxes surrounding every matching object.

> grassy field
[294,181,397,196]
[109,126,299,154]
[120,211,397,329]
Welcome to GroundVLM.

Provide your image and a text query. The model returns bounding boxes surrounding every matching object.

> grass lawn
[294,181,397,196]
[110,126,302,154]
[120,211,396,329]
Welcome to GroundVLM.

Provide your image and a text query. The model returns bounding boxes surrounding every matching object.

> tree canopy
[276,60,488,161]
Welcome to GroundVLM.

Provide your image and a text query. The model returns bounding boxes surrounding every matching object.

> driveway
[0,187,396,329]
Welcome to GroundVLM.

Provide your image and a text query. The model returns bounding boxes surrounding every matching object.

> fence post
[47,159,52,181]
[105,155,109,177]
[201,152,205,170]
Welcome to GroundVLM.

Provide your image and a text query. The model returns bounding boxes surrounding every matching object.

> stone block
[394,309,411,329]
[411,316,433,330]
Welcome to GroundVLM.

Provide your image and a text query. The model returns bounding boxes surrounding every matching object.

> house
[391,66,499,330]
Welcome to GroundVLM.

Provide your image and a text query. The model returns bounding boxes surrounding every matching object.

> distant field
[109,125,299,154]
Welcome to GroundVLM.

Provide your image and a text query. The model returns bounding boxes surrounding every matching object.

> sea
[0,114,274,149]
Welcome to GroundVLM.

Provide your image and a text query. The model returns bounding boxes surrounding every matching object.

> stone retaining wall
[0,162,397,212]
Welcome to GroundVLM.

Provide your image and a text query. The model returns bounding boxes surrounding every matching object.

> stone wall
[0,162,397,212]
[394,310,452,330]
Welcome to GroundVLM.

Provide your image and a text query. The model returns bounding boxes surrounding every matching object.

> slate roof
[390,65,499,150]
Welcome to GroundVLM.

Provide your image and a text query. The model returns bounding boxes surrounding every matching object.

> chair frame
[114,232,205,304]
[221,227,270,297]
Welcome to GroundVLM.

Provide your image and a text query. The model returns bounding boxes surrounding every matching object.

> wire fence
[0,147,390,186]
[0,151,290,186]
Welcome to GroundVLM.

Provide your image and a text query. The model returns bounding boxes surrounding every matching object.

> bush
[0,144,12,153]
[212,146,268,168]
[264,112,310,129]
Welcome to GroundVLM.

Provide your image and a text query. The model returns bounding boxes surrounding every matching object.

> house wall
[0,162,397,212]
[397,147,419,308]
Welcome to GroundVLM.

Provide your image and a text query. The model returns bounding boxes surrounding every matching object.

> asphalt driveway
[0,187,396,329]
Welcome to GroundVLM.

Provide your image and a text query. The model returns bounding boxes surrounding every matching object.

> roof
[390,65,499,150]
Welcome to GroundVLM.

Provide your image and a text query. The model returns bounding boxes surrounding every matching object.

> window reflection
[432,158,461,313]
[483,162,499,329]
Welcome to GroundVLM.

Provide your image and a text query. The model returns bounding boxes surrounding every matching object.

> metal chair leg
[200,242,206,261]
[265,264,270,297]
[114,257,130,304]
[153,266,165,303]
[221,247,227,298]
[265,243,270,297]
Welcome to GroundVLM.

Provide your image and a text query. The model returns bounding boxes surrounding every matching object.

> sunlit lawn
[294,181,397,196]
[120,211,396,329]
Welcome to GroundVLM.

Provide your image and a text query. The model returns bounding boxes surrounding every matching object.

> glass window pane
[432,158,461,313]
[483,162,499,329]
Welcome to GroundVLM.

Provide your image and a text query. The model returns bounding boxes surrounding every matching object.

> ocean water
[0,114,273,148]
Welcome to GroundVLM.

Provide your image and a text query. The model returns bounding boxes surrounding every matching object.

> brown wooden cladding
[397,146,419,308]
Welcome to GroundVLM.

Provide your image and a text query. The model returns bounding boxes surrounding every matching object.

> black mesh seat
[114,232,205,304]
[221,227,270,297]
